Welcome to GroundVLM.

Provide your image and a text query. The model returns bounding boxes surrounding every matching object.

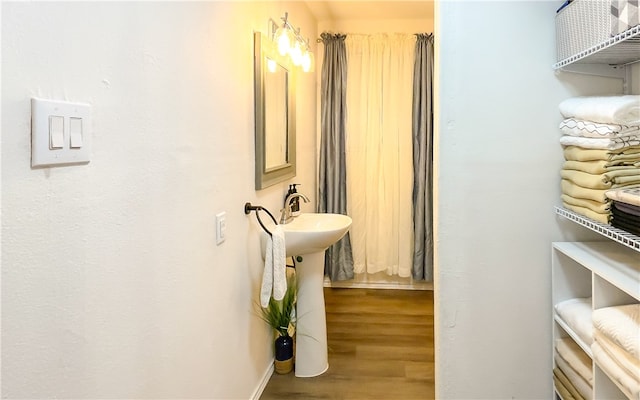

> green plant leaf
[256,273,297,337]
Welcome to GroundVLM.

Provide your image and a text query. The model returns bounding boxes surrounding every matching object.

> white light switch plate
[31,98,91,167]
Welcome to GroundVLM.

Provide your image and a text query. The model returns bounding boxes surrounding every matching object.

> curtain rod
[317,32,433,42]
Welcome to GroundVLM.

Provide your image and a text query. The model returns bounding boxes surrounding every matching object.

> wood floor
[260,288,435,399]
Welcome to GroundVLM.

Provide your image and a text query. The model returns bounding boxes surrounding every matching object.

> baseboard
[251,361,274,400]
[323,277,433,291]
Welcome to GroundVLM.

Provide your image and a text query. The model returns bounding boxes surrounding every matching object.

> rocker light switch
[49,115,64,149]
[69,117,83,148]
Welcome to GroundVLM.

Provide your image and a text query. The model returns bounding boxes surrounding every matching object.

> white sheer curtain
[345,34,415,277]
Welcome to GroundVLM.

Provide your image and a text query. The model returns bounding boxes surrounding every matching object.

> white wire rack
[554,24,640,69]
[556,206,640,252]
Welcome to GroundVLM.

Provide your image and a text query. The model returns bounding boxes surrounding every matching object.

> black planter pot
[274,333,294,374]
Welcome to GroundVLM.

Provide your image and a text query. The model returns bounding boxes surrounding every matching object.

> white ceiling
[304,1,434,21]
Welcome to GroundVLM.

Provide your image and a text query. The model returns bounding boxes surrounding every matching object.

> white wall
[1,1,317,398]
[435,1,624,398]
[318,18,433,34]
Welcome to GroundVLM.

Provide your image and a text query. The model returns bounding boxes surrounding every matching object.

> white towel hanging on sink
[260,225,286,308]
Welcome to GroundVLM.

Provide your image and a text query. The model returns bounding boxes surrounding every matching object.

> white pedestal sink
[261,213,352,377]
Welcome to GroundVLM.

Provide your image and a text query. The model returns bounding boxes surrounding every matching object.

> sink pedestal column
[294,251,329,377]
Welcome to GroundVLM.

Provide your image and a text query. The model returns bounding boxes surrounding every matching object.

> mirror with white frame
[254,31,296,190]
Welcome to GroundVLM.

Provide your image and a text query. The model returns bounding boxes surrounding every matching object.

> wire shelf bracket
[553,25,640,93]
[553,25,640,70]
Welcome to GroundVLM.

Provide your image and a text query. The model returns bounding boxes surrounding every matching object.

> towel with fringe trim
[560,134,640,150]
[260,225,287,307]
[560,118,640,138]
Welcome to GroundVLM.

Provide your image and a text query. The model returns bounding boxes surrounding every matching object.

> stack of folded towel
[554,338,593,400]
[555,297,594,346]
[605,187,640,236]
[554,298,594,400]
[559,95,640,224]
[592,304,640,400]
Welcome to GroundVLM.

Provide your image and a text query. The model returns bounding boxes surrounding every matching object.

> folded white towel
[559,95,640,126]
[260,226,287,307]
[555,352,593,400]
[559,133,640,150]
[555,297,594,346]
[556,337,593,387]
[594,329,640,381]
[592,304,640,360]
[592,341,640,400]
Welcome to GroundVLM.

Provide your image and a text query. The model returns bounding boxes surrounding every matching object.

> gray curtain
[318,33,354,281]
[412,33,435,281]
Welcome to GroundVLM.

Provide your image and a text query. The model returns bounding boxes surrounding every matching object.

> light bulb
[275,26,292,56]
[301,50,313,72]
[267,58,277,73]
[290,41,303,66]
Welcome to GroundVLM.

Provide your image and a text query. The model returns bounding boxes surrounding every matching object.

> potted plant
[258,272,297,374]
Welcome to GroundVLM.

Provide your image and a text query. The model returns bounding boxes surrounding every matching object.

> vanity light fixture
[269,12,314,73]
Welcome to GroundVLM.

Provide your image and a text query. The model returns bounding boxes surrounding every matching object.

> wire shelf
[553,25,640,69]
[555,206,640,252]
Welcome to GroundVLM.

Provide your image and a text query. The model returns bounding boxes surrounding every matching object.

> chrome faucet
[280,192,310,224]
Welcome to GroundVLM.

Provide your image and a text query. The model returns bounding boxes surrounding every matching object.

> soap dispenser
[290,183,301,216]
[284,185,294,212]
[285,184,293,199]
